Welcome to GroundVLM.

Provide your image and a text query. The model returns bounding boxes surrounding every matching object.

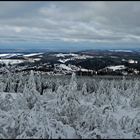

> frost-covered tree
[81,83,88,96]
[129,81,140,108]
[119,116,133,132]
[4,71,12,92]
[77,105,103,139]
[17,72,25,93]
[35,71,43,94]
[56,73,80,126]
[0,70,140,139]
[23,70,40,109]
[0,81,4,92]
[0,93,14,111]
[110,87,121,112]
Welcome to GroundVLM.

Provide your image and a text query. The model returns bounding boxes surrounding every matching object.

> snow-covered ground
[58,59,70,63]
[107,65,126,71]
[55,53,79,57]
[109,50,133,52]
[55,64,93,74]
[55,53,93,63]
[59,64,73,71]
[0,52,43,65]
[0,53,43,58]
[128,59,138,64]
[23,53,43,57]
[0,59,24,65]
[0,53,22,58]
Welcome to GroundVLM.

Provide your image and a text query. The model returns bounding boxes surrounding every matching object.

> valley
[0,50,140,76]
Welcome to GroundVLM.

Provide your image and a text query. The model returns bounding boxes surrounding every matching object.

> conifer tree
[23,70,40,109]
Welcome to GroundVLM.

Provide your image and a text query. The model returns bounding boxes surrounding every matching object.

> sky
[0,1,140,51]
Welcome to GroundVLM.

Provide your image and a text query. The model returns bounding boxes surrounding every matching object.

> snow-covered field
[0,52,44,66]
[23,53,43,57]
[109,50,133,52]
[0,53,22,58]
[55,53,79,57]
[0,53,43,65]
[55,53,93,63]
[107,65,126,71]
[55,64,92,73]
[0,59,24,65]
[0,53,43,58]
[0,58,41,65]
[0,71,140,139]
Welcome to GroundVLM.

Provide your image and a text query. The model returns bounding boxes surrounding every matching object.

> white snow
[109,50,133,52]
[0,92,19,100]
[0,54,10,57]
[55,53,78,57]
[57,54,93,64]
[128,59,138,64]
[0,71,139,139]
[81,68,91,72]
[107,65,126,71]
[75,55,93,59]
[33,58,41,61]
[59,64,72,71]
[112,107,139,120]
[0,57,41,65]
[28,58,41,62]
[0,53,43,58]
[23,53,43,57]
[0,53,22,58]
[58,59,71,63]
[0,59,24,65]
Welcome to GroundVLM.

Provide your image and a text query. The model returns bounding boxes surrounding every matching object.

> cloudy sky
[0,1,140,51]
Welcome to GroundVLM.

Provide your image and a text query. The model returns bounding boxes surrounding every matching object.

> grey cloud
[0,1,140,45]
